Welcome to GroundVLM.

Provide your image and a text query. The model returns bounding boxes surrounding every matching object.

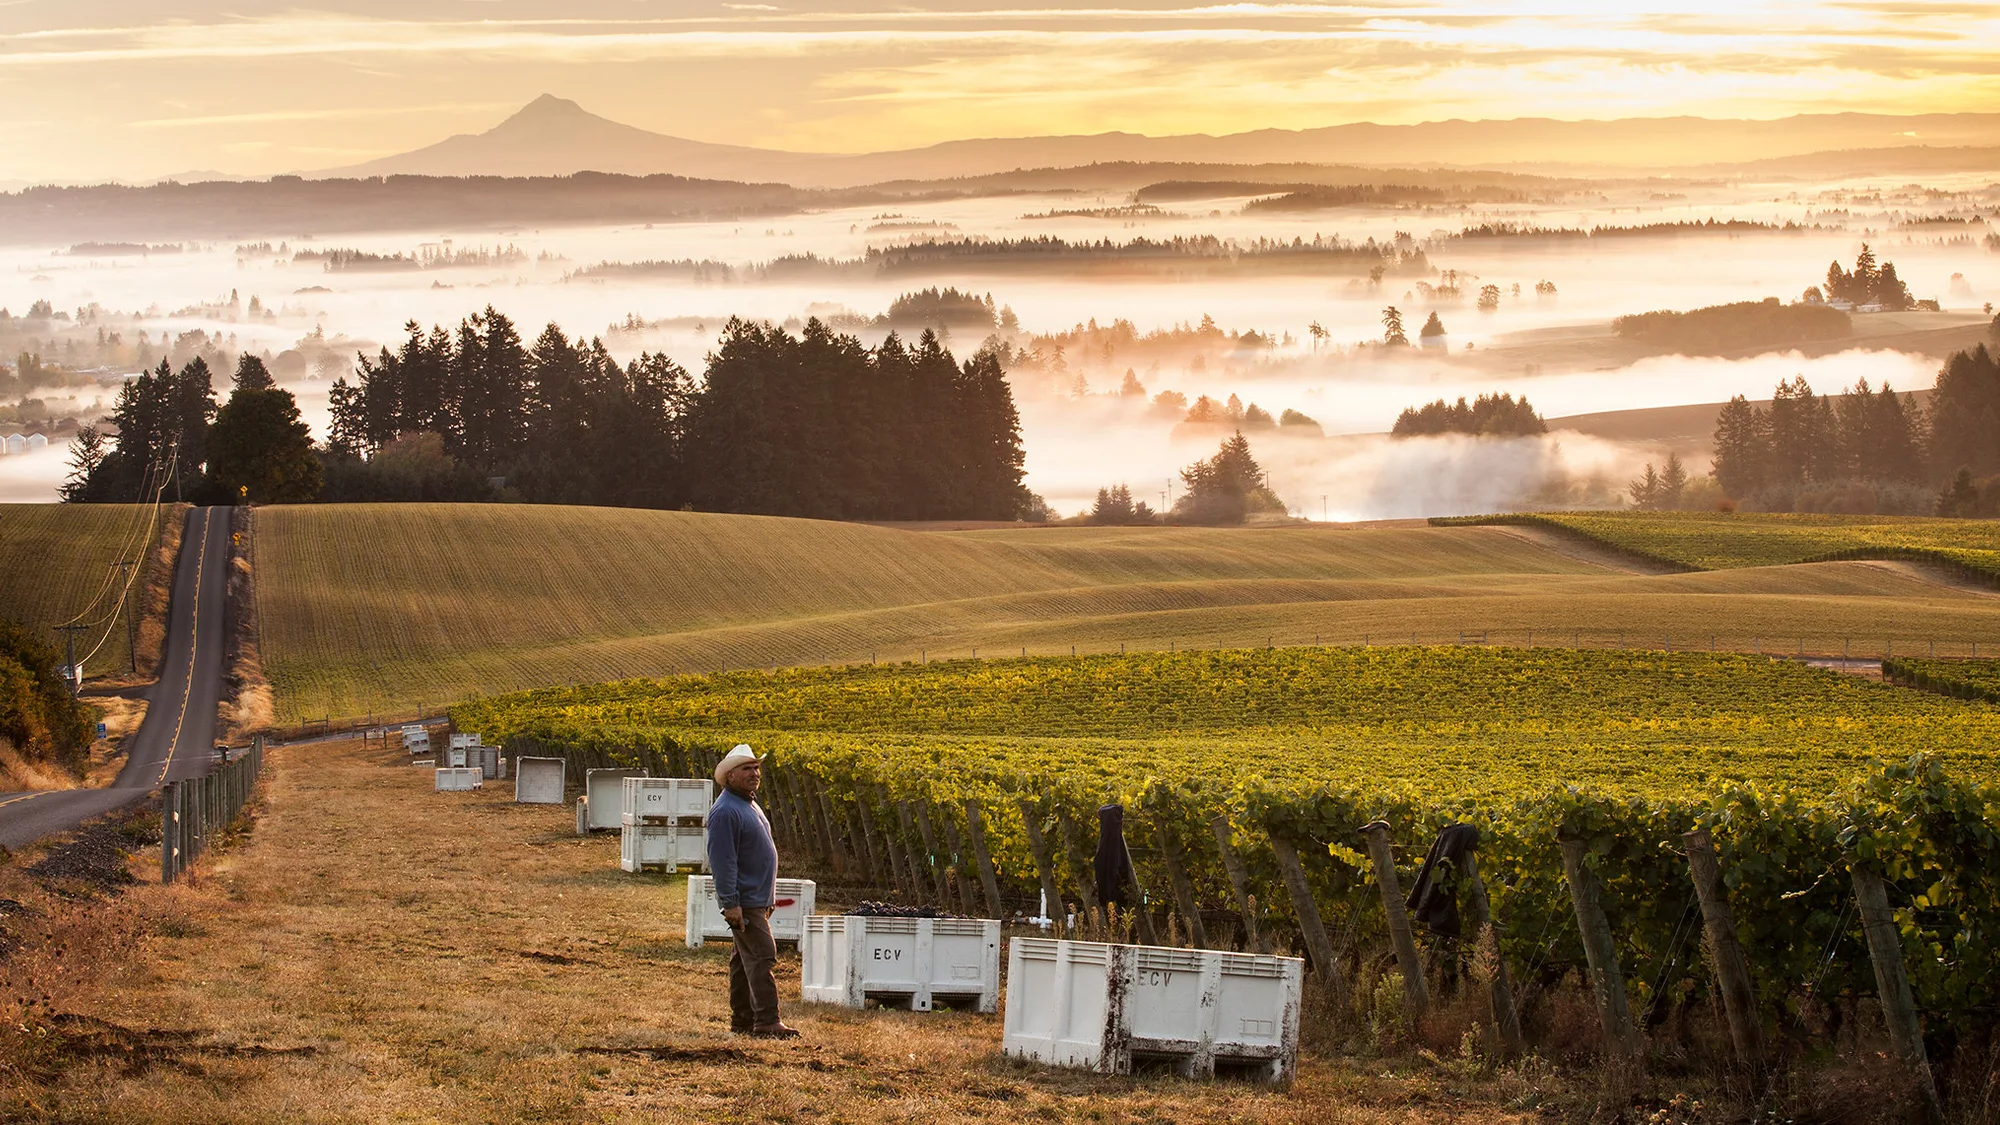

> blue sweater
[707,788,777,910]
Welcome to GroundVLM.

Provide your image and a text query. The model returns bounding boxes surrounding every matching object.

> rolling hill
[321,96,2000,188]
[252,504,2000,723]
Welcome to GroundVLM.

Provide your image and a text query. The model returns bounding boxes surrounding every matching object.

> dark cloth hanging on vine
[1094,804,1132,907]
[1405,823,1481,939]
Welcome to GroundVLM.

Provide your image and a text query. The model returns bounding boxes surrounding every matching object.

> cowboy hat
[714,743,765,787]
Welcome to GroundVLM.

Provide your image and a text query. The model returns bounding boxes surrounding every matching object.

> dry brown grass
[0,737,1571,1124]
[0,737,81,792]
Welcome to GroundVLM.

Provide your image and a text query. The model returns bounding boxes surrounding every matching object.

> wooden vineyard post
[857,797,907,898]
[937,805,982,916]
[1209,815,1268,953]
[1558,837,1643,1069]
[813,789,852,878]
[1850,860,1945,1123]
[1361,821,1430,1020]
[1268,832,1344,1007]
[1682,829,1763,1074]
[1461,850,1524,1057]
[1017,800,1065,924]
[896,802,940,904]
[963,800,1006,918]
[912,801,952,904]
[1154,820,1211,948]
[1120,834,1161,945]
[1053,807,1102,921]
[844,804,885,888]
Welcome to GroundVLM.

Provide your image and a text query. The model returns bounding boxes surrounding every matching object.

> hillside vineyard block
[685,876,817,947]
[1003,938,1303,1083]
[513,757,565,804]
[583,768,646,832]
[800,916,1001,1013]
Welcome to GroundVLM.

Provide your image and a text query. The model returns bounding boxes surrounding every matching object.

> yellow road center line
[157,509,212,786]
[0,792,48,810]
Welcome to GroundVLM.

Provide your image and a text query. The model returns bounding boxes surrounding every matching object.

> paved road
[0,506,233,849]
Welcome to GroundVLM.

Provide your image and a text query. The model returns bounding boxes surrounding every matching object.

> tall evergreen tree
[1929,344,2000,478]
[1710,395,1769,498]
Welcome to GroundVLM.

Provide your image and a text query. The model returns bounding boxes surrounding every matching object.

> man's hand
[723,906,742,927]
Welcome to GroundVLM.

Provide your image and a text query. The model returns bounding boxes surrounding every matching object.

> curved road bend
[0,506,233,850]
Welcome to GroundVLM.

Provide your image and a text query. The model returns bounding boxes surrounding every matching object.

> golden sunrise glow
[1,1,1996,181]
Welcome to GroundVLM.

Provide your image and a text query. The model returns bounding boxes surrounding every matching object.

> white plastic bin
[801,916,1001,1013]
[434,766,483,792]
[445,747,468,769]
[619,824,707,872]
[1002,939,1302,1082]
[684,876,817,947]
[403,725,430,753]
[583,768,646,832]
[622,777,713,825]
[450,732,482,750]
[514,756,565,804]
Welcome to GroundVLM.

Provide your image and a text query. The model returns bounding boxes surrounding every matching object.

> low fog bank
[0,444,70,503]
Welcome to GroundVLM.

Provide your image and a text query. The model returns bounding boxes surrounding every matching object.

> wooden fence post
[1850,860,1945,1124]
[1682,829,1763,1074]
[1559,837,1643,1069]
[844,804,884,887]
[1361,820,1430,1020]
[1209,815,1268,953]
[1017,800,1065,923]
[812,788,849,877]
[1268,832,1344,1006]
[963,800,1006,918]
[1461,850,1524,1057]
[1154,821,1211,948]
[1054,808,1102,920]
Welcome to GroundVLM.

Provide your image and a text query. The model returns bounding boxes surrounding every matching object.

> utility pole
[53,623,89,696]
[115,560,138,673]
[1321,495,1327,522]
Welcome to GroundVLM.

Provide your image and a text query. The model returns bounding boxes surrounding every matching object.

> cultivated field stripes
[0,503,166,675]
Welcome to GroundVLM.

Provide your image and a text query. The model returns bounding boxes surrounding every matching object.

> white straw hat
[714,743,765,787]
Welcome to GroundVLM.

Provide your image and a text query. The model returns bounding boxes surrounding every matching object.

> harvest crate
[621,776,712,825]
[619,823,706,872]
[684,876,816,947]
[513,756,565,804]
[433,767,482,792]
[581,768,646,833]
[800,916,1000,1013]
[1002,938,1302,1082]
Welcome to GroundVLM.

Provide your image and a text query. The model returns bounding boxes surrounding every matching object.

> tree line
[0,620,95,777]
[67,307,1032,522]
[1087,432,1286,526]
[1704,341,2000,514]
[1390,393,1546,438]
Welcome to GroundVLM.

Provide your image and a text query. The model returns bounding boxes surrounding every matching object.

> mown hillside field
[1440,510,2000,577]
[256,504,2000,723]
[0,503,173,677]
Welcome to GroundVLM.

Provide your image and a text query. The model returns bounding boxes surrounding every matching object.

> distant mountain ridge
[318,95,2000,187]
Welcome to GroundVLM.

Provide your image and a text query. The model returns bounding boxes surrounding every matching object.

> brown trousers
[727,907,780,1030]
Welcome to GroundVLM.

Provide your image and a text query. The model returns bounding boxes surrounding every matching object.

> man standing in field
[708,744,799,1039]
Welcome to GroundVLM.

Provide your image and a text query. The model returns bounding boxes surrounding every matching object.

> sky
[3,1,1998,184]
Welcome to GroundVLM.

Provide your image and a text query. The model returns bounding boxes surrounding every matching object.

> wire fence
[161,734,265,885]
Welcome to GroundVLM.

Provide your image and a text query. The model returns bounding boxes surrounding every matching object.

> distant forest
[0,173,817,245]
[327,311,1028,520]
[1705,338,2000,514]
[1391,393,1547,438]
[64,308,1031,521]
[1614,298,1852,354]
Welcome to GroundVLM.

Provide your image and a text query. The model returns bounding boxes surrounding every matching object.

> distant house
[1,432,26,456]
[24,432,49,451]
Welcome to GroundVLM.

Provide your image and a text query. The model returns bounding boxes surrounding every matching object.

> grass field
[0,503,175,678]
[257,504,2000,723]
[1438,510,2000,578]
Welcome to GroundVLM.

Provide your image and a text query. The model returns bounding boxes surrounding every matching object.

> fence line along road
[161,734,265,884]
